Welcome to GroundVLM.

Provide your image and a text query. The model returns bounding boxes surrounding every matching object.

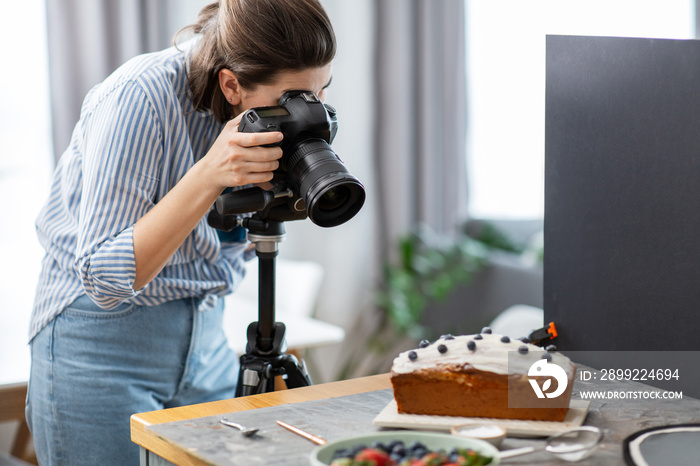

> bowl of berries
[310,430,499,465]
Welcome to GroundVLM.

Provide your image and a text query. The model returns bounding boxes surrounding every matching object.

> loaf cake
[390,330,576,421]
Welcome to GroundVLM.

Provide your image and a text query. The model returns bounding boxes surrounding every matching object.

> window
[0,0,52,382]
[465,0,695,220]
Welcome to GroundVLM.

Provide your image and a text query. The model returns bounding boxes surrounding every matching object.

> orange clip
[527,321,559,345]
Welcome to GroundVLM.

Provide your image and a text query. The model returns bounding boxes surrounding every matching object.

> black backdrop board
[544,35,700,354]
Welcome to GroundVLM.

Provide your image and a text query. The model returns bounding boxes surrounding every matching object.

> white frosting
[391,333,575,377]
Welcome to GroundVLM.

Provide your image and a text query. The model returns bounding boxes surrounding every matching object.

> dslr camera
[210,90,365,229]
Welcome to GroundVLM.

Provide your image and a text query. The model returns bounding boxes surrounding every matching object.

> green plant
[378,222,525,340]
[377,227,486,340]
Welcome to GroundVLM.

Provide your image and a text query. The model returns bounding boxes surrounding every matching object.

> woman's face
[221,64,333,117]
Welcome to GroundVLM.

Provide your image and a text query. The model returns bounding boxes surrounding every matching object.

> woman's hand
[203,113,284,190]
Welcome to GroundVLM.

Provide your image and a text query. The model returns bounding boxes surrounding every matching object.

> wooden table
[131,373,391,466]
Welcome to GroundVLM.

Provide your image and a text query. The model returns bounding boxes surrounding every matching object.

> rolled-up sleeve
[73,79,163,308]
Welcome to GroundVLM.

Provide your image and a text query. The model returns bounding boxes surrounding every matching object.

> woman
[26,1,335,464]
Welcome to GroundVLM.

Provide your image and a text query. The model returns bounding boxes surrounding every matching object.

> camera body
[215,91,365,228]
[238,90,338,156]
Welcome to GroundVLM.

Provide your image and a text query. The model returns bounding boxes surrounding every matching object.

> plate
[623,424,700,465]
[373,399,591,438]
[310,431,500,466]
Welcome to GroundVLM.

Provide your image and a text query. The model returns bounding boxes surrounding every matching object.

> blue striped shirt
[31,42,249,340]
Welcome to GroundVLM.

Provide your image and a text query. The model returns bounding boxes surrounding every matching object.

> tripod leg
[280,354,312,389]
[236,355,275,397]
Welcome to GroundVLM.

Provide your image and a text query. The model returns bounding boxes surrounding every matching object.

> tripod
[235,217,313,397]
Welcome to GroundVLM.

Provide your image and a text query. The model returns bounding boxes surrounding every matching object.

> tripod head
[207,185,307,234]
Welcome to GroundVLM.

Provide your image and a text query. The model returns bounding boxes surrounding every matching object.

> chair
[0,383,35,465]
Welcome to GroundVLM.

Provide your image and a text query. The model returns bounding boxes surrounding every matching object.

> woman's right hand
[202,113,284,190]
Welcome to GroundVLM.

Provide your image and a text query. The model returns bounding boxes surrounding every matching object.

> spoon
[499,426,603,462]
[220,418,260,437]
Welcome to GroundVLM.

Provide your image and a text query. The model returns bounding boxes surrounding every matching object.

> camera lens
[317,185,350,212]
[287,139,365,227]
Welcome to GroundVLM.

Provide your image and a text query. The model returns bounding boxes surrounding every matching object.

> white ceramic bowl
[310,430,500,465]
[451,423,507,447]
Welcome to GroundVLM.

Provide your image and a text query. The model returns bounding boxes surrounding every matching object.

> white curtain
[373,0,468,259]
[45,0,179,160]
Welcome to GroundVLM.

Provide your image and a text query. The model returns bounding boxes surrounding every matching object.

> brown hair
[180,0,336,123]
